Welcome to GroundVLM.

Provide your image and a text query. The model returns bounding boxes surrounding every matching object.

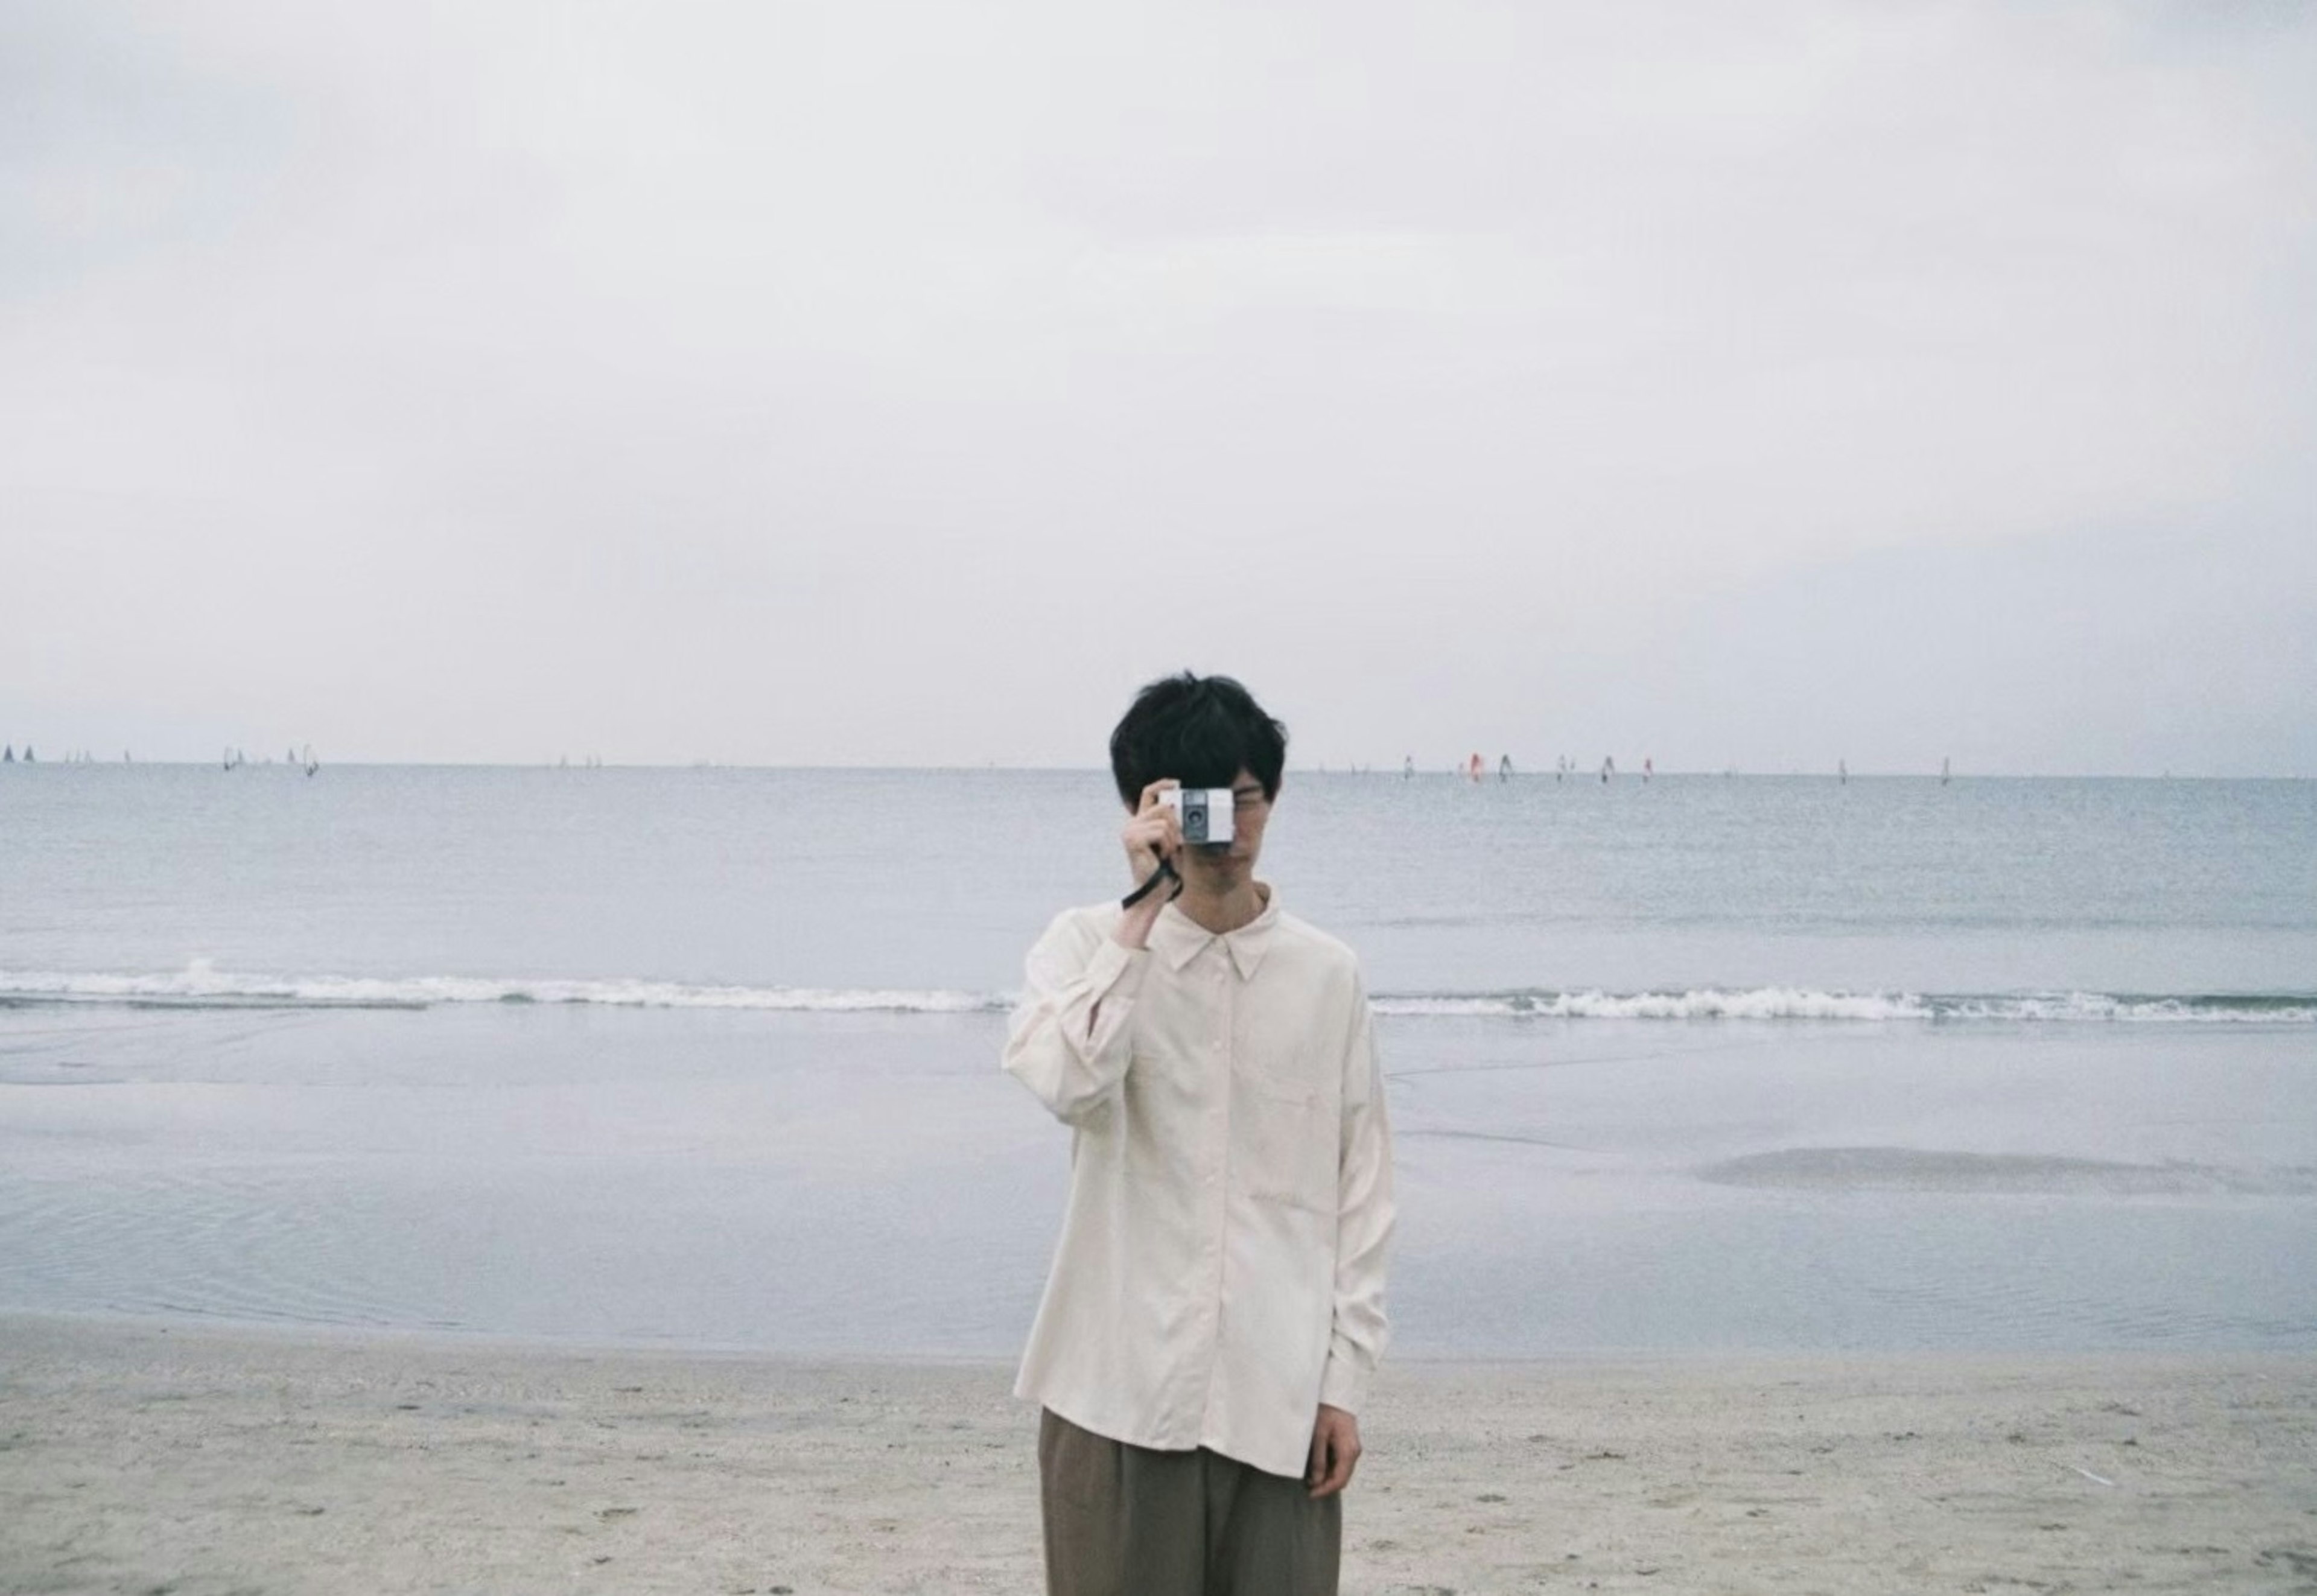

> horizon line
[1,758,2308,781]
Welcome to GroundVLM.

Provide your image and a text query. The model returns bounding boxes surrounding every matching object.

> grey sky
[4,1,2312,773]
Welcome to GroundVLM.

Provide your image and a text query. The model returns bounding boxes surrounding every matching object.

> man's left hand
[1306,1404,1362,1498]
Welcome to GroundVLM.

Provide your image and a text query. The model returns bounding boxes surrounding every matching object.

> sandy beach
[2,1313,2311,1595]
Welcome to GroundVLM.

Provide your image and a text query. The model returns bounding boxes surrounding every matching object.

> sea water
[1,765,2312,1354]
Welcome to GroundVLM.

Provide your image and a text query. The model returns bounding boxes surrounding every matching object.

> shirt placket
[1198,938,1234,1435]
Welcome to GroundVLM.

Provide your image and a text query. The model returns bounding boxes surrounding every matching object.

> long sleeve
[1318,985,1395,1413]
[1002,906,1151,1127]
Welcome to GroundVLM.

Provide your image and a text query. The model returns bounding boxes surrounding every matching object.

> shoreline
[25,1302,2317,1367]
[4,1312,2313,1594]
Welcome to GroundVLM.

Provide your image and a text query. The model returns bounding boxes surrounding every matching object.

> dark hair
[1109,672,1289,810]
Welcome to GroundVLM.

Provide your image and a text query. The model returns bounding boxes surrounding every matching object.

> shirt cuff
[1089,930,1151,996]
[1318,1349,1371,1414]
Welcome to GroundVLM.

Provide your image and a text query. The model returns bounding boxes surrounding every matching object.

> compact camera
[1159,787,1236,846]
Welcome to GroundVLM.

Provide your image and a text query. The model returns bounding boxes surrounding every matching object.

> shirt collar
[1149,882,1280,980]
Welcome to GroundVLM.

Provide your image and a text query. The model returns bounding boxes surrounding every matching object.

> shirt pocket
[1235,1068,1336,1213]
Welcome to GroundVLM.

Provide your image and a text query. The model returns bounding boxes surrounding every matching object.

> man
[1003,672,1397,1596]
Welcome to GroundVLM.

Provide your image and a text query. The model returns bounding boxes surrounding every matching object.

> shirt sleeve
[1001,906,1151,1127]
[1318,976,1396,1413]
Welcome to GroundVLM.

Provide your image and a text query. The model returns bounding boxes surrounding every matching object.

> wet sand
[3,1313,2313,1594]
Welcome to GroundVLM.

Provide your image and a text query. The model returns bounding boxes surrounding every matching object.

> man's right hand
[1114,780,1182,949]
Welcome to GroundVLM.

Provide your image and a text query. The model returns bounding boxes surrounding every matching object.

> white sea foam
[1368,988,2317,1023]
[0,967,2310,1022]
[1368,989,1931,1020]
[0,962,1005,1014]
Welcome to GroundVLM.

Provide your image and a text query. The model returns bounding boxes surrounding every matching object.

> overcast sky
[4,1,2312,773]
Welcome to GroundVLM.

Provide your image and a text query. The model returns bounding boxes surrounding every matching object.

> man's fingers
[1308,1431,1358,1498]
[1127,809,1181,844]
[1306,1436,1344,1492]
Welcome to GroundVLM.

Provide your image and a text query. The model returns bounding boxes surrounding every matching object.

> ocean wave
[1367,988,2317,1023]
[0,966,2309,1023]
[1369,988,1931,1020]
[0,963,1006,1015]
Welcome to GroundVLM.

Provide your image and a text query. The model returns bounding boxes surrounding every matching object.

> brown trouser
[1037,1407,1342,1596]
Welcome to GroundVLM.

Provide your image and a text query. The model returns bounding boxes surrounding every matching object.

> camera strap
[1119,855,1183,911]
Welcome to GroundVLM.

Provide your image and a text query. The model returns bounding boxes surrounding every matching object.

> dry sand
[2,1312,2313,1595]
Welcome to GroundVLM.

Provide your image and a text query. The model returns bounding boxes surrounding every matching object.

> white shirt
[1003,883,1396,1479]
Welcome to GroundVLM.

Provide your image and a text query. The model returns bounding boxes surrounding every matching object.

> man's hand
[1306,1404,1362,1498]
[1123,778,1183,883]
[1113,780,1182,949]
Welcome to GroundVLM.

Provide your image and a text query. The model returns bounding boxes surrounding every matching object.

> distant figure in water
[1498,754,1513,782]
[1941,755,1951,786]
[1467,752,1483,783]
[1839,759,1849,786]
[1642,756,1653,783]
[1600,756,1614,783]
[1402,755,1414,781]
